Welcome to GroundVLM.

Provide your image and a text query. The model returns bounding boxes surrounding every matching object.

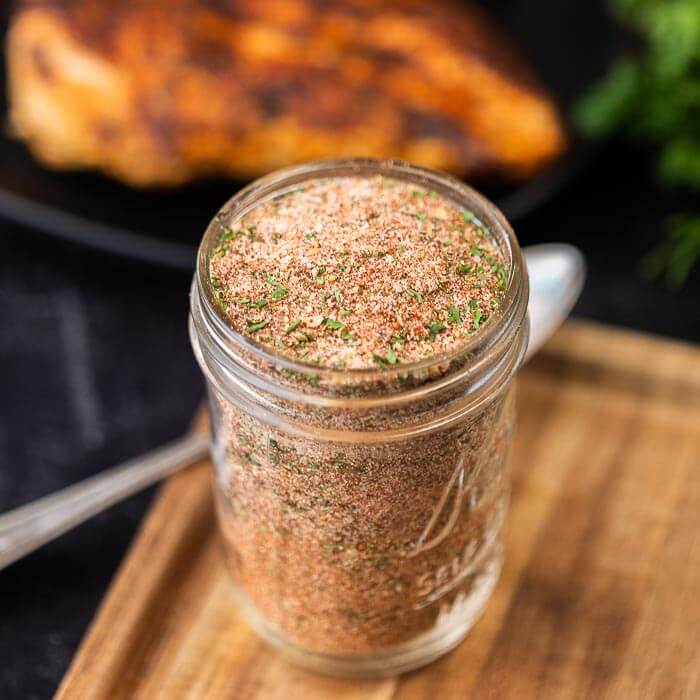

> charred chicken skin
[7,0,567,187]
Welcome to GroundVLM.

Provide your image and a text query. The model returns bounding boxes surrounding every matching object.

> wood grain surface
[57,321,700,699]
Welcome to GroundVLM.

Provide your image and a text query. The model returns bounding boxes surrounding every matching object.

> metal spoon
[0,244,586,571]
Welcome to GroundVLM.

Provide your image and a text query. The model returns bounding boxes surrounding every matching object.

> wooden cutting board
[57,321,700,699]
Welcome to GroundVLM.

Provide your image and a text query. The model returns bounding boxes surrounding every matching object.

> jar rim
[194,158,528,385]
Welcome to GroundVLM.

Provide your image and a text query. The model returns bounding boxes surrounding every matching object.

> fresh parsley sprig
[575,0,700,285]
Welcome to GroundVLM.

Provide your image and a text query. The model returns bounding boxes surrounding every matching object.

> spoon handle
[0,432,209,571]
[524,243,586,360]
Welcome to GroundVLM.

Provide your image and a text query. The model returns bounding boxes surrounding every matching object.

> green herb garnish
[449,305,462,324]
[340,327,356,343]
[214,230,234,256]
[285,319,301,334]
[265,275,287,300]
[390,334,404,351]
[373,355,388,368]
[210,274,228,309]
[428,321,446,339]
[406,286,424,302]
[248,320,270,333]
[325,318,344,330]
[492,262,508,289]
[268,438,281,464]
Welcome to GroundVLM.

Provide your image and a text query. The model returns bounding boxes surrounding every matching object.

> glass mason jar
[189,159,529,678]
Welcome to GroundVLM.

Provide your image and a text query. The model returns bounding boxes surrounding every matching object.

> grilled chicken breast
[7,0,567,187]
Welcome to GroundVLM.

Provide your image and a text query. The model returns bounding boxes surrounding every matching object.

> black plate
[0,0,615,269]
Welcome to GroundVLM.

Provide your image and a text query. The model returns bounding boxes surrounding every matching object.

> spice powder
[206,175,515,657]
[209,176,508,370]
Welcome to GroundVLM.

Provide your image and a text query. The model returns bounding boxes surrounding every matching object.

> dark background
[1,143,699,699]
